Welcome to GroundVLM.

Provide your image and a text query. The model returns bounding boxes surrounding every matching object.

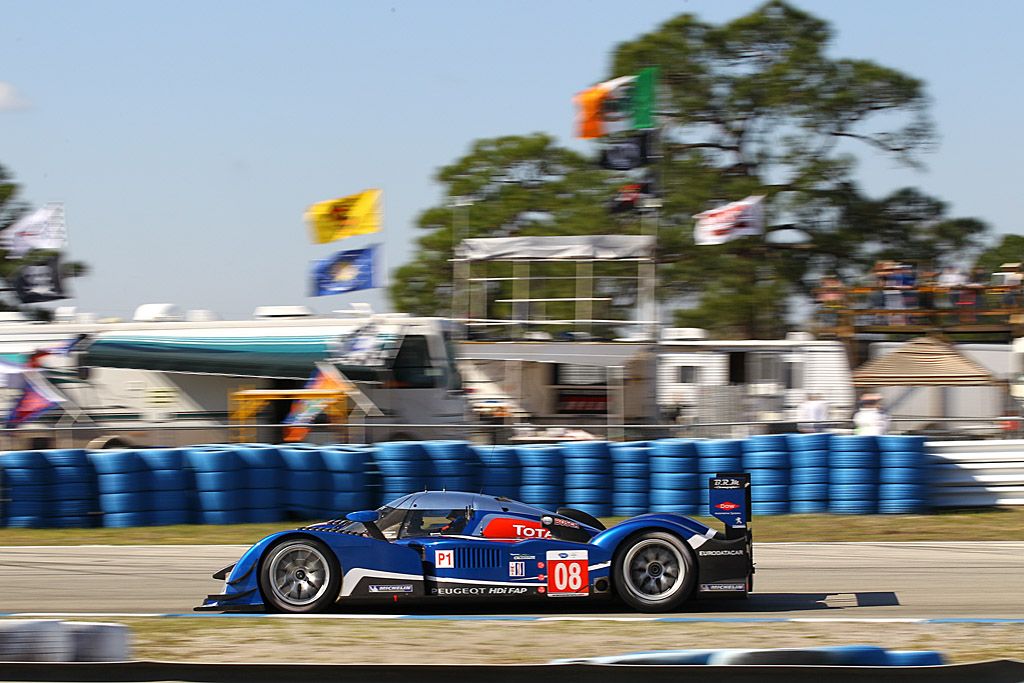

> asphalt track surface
[1,542,1022,619]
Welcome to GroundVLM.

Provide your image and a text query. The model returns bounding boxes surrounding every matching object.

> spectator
[797,393,830,433]
[817,274,844,327]
[853,394,890,436]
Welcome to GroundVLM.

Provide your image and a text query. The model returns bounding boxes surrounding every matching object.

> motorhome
[656,330,856,436]
[0,304,466,448]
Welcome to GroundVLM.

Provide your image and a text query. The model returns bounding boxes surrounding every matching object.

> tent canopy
[454,235,655,261]
[852,336,997,387]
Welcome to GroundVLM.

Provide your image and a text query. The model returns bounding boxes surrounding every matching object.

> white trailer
[656,332,856,436]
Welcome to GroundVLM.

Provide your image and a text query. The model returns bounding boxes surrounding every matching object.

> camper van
[656,331,856,437]
[0,305,466,448]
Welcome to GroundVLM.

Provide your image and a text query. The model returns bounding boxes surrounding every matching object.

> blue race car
[196,475,753,614]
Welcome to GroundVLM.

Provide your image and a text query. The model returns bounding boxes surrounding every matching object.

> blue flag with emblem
[310,245,377,296]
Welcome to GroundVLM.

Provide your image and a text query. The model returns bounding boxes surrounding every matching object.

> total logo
[483,518,552,539]
[715,502,739,511]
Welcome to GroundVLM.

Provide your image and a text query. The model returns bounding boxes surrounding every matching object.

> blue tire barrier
[99,492,147,514]
[789,483,829,500]
[742,451,790,469]
[829,468,881,485]
[650,472,701,490]
[147,469,188,490]
[148,490,190,511]
[745,469,790,487]
[697,456,742,474]
[879,483,930,500]
[648,455,699,474]
[520,468,561,486]
[790,466,829,484]
[188,447,249,525]
[137,449,186,470]
[649,488,699,506]
[696,439,743,459]
[566,502,611,517]
[829,451,881,468]
[89,450,146,474]
[742,434,789,453]
[785,432,831,451]
[516,445,563,468]
[612,461,649,479]
[1,467,52,488]
[611,446,649,464]
[650,438,698,457]
[564,472,613,489]
[880,450,930,469]
[517,484,563,511]
[790,450,828,468]
[876,435,927,452]
[236,445,286,469]
[562,456,612,475]
[752,501,789,516]
[95,471,146,494]
[790,499,829,514]
[614,478,650,493]
[880,467,926,484]
[561,441,613,460]
[829,484,879,501]
[830,436,879,453]
[613,490,649,510]
[4,483,50,501]
[750,485,790,502]
[829,499,878,514]
[243,468,279,489]
[1,450,49,469]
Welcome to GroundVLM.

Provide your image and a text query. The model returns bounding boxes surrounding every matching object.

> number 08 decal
[545,550,589,596]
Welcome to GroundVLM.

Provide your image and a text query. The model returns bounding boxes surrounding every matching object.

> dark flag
[10,254,65,304]
[599,131,655,170]
[608,171,659,213]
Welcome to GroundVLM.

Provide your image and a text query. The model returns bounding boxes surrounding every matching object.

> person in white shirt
[797,393,830,433]
[853,394,890,436]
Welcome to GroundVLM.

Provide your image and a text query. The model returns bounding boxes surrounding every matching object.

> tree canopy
[391,1,989,338]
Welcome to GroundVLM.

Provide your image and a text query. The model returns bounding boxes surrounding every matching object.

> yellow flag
[306,189,382,244]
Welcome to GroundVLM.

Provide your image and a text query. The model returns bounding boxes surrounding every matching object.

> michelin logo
[700,583,746,591]
[369,584,414,593]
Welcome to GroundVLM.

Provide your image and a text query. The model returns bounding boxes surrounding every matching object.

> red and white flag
[693,195,765,246]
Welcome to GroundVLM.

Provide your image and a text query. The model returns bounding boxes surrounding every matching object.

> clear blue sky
[1,1,1021,320]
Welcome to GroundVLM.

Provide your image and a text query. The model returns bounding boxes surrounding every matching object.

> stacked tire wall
[648,439,700,516]
[0,435,948,528]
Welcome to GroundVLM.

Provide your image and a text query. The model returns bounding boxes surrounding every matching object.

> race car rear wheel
[612,531,695,612]
[259,537,341,613]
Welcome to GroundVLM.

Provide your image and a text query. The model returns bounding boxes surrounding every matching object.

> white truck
[0,304,467,448]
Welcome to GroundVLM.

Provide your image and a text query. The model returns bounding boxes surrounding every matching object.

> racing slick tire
[258,537,341,613]
[612,531,695,613]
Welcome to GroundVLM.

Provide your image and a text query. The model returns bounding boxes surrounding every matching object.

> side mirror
[346,510,379,523]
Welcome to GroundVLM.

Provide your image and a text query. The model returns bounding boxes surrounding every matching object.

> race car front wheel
[612,531,695,612]
[259,537,341,613]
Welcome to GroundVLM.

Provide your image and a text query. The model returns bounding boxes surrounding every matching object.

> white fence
[928,440,1024,507]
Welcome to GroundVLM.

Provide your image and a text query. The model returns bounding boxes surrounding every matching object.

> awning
[454,235,655,261]
[82,333,335,379]
[852,336,997,387]
[458,341,650,367]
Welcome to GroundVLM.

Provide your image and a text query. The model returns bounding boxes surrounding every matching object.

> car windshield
[375,506,407,540]
[399,508,470,538]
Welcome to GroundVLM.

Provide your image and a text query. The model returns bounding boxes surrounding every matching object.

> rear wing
[708,473,751,540]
